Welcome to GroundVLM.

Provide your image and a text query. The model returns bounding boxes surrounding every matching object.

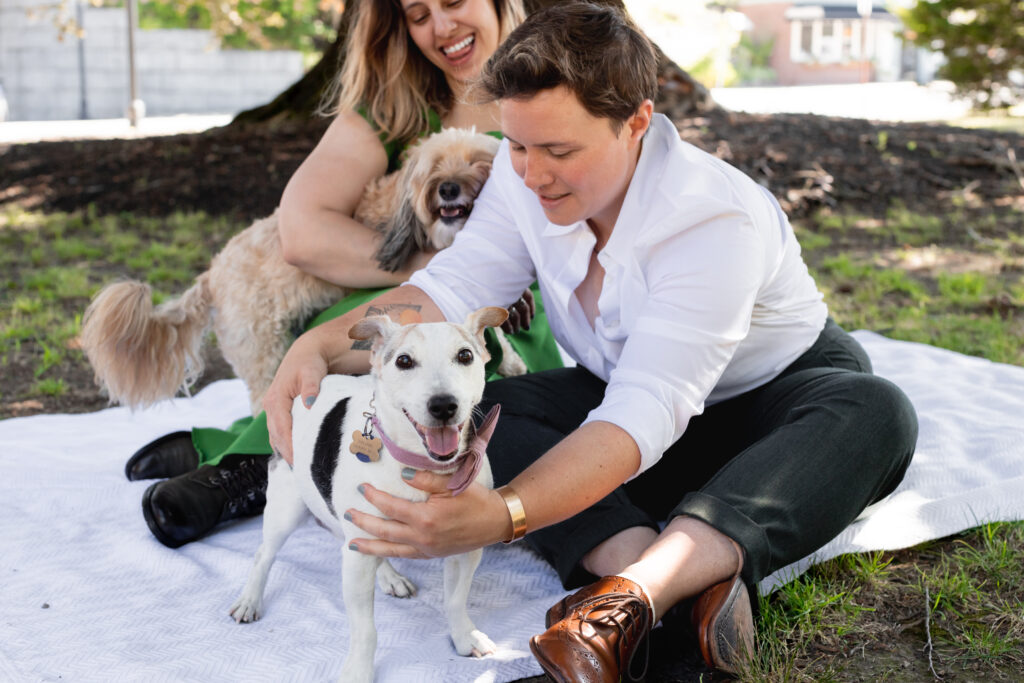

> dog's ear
[375,190,429,273]
[464,306,509,340]
[349,315,399,350]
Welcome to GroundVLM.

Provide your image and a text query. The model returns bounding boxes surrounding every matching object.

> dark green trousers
[482,319,918,592]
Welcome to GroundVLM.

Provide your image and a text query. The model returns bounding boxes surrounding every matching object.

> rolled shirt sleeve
[584,213,767,477]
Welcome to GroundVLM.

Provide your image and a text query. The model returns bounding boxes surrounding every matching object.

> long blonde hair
[323,0,525,145]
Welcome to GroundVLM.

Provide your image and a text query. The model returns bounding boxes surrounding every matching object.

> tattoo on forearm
[350,304,423,350]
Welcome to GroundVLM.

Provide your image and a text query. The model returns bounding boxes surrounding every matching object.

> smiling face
[401,0,501,93]
[500,86,652,241]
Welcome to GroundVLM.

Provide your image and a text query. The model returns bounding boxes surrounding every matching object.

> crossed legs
[482,322,918,677]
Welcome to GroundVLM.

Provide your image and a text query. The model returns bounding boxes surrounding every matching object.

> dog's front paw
[453,628,497,658]
[337,659,374,683]
[229,593,263,623]
[377,560,417,598]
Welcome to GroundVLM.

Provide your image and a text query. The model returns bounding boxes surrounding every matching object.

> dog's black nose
[427,394,458,421]
[438,182,461,201]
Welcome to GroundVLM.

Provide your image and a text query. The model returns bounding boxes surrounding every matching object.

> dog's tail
[80,274,212,409]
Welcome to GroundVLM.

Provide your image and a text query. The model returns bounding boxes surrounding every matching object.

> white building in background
[0,0,304,121]
[735,0,939,85]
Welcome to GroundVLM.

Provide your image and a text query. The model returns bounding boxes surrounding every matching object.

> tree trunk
[231,10,351,124]
[232,0,718,125]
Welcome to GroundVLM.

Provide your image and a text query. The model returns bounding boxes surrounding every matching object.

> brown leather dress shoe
[691,546,755,675]
[530,575,652,683]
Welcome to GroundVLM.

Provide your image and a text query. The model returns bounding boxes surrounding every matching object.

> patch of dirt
[2,109,1021,225]
[0,344,235,418]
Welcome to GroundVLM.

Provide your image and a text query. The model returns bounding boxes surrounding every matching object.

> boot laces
[576,591,651,682]
[210,458,267,516]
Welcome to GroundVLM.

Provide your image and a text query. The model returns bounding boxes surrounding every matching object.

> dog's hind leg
[376,559,417,598]
[495,332,527,378]
[339,547,381,683]
[229,460,308,623]
[443,549,496,657]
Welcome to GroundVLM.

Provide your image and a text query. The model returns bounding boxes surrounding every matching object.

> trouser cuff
[671,491,771,593]
[529,504,659,590]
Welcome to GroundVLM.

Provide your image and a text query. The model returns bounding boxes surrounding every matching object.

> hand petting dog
[345,468,514,559]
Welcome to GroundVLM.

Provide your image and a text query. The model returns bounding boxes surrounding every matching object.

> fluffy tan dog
[81,128,523,415]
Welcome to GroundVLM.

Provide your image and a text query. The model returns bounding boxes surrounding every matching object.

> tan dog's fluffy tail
[80,274,212,409]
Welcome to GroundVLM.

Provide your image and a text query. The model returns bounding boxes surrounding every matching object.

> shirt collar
[541,220,587,238]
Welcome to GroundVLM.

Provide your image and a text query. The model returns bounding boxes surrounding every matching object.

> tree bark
[232,0,718,124]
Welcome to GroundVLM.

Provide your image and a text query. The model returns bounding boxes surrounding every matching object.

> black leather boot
[141,453,269,548]
[125,431,200,481]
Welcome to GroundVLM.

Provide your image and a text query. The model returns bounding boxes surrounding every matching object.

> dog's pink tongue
[424,425,460,456]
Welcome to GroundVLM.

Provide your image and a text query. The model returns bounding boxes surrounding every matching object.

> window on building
[800,22,813,55]
[790,18,871,64]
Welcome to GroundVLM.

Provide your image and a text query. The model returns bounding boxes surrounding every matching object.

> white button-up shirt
[409,114,827,476]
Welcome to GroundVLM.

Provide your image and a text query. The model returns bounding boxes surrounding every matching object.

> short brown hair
[475,2,657,130]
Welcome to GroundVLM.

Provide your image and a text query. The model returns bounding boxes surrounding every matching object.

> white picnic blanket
[2,331,1023,682]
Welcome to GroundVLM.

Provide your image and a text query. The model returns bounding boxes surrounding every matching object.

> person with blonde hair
[126,0,560,550]
[263,3,917,679]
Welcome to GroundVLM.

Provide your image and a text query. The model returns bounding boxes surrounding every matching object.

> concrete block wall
[0,0,305,121]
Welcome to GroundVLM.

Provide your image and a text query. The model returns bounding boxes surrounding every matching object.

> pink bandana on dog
[371,404,501,496]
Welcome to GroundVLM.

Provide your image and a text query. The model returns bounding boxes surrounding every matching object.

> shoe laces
[575,591,651,682]
[209,458,267,516]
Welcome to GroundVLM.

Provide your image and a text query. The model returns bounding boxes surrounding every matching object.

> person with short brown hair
[263,3,918,679]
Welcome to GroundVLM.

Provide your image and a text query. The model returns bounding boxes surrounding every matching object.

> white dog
[229,307,508,682]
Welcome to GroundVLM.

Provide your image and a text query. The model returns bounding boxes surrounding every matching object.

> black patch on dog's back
[312,397,348,518]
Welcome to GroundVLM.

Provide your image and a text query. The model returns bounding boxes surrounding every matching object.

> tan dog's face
[405,128,500,250]
[374,128,499,272]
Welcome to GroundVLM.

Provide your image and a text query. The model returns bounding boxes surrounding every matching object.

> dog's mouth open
[403,410,464,461]
[438,202,471,225]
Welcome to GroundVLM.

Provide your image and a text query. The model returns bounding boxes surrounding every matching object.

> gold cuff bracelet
[496,485,527,543]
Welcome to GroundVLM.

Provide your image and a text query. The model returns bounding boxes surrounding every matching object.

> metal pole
[126,0,143,126]
[857,0,871,83]
[76,0,88,119]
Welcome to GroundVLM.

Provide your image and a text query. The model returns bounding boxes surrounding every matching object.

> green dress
[190,113,563,466]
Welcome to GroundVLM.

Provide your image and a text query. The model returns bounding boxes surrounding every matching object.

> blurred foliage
[732,34,776,86]
[138,0,341,53]
[687,51,738,89]
[899,0,1024,108]
[34,0,341,55]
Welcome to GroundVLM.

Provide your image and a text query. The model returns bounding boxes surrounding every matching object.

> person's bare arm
[347,420,641,557]
[263,285,444,463]
[278,111,433,288]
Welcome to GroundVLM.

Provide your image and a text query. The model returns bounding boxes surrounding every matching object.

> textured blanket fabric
[2,331,1022,681]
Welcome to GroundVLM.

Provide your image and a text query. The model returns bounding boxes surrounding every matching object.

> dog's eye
[395,354,415,370]
[456,348,473,365]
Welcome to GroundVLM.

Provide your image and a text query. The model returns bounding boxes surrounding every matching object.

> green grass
[32,377,67,397]
[946,113,1024,135]
[743,521,1024,681]
[0,205,245,393]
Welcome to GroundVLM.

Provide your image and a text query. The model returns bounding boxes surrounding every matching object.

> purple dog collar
[371,404,501,496]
